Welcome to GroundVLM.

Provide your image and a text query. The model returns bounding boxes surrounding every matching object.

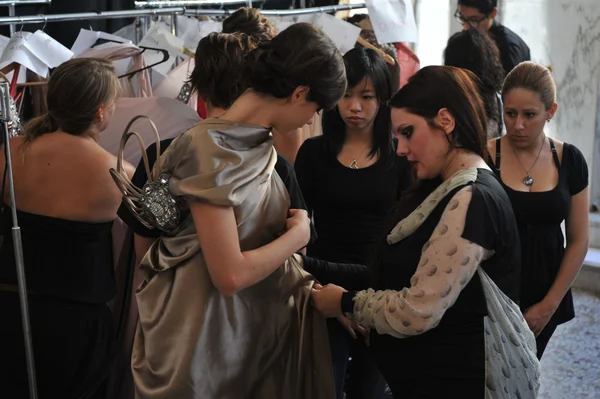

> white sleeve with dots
[351,186,494,338]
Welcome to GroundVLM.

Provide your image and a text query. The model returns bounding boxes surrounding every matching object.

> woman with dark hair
[294,47,412,399]
[221,6,277,42]
[311,66,540,398]
[444,27,505,138]
[117,23,346,399]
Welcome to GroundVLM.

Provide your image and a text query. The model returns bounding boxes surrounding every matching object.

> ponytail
[22,113,58,146]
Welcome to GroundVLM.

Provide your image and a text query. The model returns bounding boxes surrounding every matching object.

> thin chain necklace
[344,142,371,169]
[509,135,546,187]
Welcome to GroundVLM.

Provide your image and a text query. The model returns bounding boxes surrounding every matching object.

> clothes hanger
[92,38,171,79]
[1,16,50,88]
[356,36,396,65]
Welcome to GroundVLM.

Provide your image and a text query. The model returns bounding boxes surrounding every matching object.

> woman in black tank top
[488,61,589,359]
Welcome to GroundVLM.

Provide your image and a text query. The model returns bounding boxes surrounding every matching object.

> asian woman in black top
[294,47,412,399]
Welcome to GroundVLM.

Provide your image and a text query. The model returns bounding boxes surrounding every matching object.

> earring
[547,119,551,123]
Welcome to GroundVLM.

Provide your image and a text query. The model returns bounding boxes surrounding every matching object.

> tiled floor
[538,289,600,399]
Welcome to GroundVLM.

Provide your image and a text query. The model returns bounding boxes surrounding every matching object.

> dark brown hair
[23,58,118,145]
[502,61,556,110]
[243,22,347,111]
[444,28,504,125]
[189,32,257,109]
[222,7,276,44]
[369,66,488,284]
[389,65,488,159]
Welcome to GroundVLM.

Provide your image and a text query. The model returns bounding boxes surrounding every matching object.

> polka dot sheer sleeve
[351,187,493,338]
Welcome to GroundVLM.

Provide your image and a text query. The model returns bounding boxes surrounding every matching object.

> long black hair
[444,28,504,127]
[321,47,395,162]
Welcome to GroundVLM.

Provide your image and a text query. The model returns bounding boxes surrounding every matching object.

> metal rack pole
[135,0,263,7]
[0,7,185,25]
[184,3,366,16]
[0,3,367,26]
[0,0,51,35]
[0,80,38,399]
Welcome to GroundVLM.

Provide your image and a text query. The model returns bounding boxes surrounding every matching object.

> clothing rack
[0,0,51,35]
[0,3,366,25]
[184,3,365,16]
[135,0,262,7]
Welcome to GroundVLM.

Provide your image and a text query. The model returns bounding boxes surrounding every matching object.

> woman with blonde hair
[0,58,132,398]
[488,61,589,358]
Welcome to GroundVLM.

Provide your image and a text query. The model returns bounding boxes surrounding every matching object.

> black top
[0,207,116,304]
[343,169,521,396]
[118,138,317,242]
[489,21,531,76]
[294,136,413,265]
[490,138,589,325]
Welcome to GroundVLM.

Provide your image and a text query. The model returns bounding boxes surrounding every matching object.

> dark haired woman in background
[294,47,412,399]
[312,66,539,398]
[445,27,505,138]
[123,23,347,399]
[0,58,131,398]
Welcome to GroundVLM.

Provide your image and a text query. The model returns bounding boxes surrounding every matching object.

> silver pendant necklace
[344,143,370,170]
[510,136,546,187]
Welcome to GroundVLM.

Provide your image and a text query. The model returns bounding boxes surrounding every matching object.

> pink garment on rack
[78,43,152,98]
[99,96,201,165]
[394,42,421,88]
[153,58,198,112]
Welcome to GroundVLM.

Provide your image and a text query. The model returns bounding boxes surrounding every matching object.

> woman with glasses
[454,0,530,76]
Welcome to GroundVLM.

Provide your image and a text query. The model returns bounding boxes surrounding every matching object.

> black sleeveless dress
[0,207,117,398]
[490,137,589,357]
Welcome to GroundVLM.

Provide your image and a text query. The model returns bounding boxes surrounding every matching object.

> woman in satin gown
[119,23,347,398]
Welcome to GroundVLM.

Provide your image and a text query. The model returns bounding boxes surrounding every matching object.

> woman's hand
[286,209,311,248]
[311,283,345,318]
[337,314,370,345]
[524,301,557,337]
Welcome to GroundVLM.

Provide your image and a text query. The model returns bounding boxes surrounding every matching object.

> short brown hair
[502,61,556,110]
[189,32,257,109]
[222,7,276,44]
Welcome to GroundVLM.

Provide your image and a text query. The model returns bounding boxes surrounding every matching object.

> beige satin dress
[131,119,335,399]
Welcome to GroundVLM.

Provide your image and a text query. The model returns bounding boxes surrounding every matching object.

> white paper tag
[313,13,361,54]
[23,30,73,68]
[0,32,48,77]
[71,28,131,57]
[183,20,222,52]
[365,0,419,44]
[139,28,184,77]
